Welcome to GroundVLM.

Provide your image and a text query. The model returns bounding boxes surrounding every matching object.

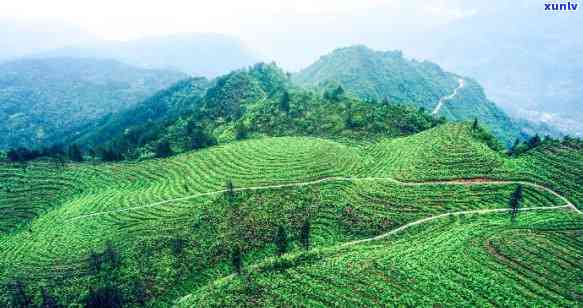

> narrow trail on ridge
[174,201,580,305]
[432,78,465,115]
[67,176,581,222]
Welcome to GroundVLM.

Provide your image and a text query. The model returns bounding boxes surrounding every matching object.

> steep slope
[294,45,459,108]
[88,62,443,159]
[0,57,186,148]
[66,77,210,147]
[294,46,534,144]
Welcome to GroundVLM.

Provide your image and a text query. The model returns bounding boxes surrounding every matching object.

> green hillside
[294,45,549,145]
[0,57,186,149]
[181,210,582,307]
[66,77,210,147]
[294,45,459,108]
[81,62,443,160]
[0,123,580,306]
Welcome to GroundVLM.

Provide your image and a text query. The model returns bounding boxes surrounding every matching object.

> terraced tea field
[0,124,581,306]
[180,210,583,307]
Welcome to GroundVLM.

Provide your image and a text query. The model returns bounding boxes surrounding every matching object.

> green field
[0,123,581,306]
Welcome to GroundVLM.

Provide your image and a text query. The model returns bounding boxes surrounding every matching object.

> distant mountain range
[34,33,260,78]
[0,57,186,148]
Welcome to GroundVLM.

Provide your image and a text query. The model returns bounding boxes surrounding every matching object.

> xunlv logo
[545,2,579,10]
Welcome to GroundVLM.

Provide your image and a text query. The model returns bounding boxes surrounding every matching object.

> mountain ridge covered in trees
[0,57,186,149]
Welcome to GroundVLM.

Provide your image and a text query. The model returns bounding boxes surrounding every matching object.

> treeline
[508,134,582,156]
[4,144,84,164]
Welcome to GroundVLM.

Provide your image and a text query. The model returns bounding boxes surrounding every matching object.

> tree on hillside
[104,241,120,270]
[68,144,84,162]
[41,288,60,308]
[509,185,524,222]
[131,280,147,307]
[279,91,290,113]
[89,249,102,274]
[275,225,289,256]
[344,101,355,129]
[300,220,311,250]
[6,149,21,163]
[155,140,173,158]
[225,179,235,201]
[188,124,217,150]
[171,238,185,256]
[7,279,32,308]
[100,146,123,162]
[528,134,542,149]
[472,118,479,131]
[509,138,521,156]
[231,245,243,274]
[235,122,248,140]
[332,85,345,101]
[85,286,123,308]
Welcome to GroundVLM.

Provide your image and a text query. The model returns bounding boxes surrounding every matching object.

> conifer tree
[41,288,60,308]
[232,246,242,274]
[89,249,101,274]
[8,280,31,308]
[509,185,523,222]
[155,140,173,158]
[472,118,479,131]
[68,144,84,162]
[300,220,311,250]
[275,225,289,256]
[279,91,290,113]
[225,179,235,200]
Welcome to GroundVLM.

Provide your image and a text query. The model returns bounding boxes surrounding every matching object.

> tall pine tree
[275,225,289,256]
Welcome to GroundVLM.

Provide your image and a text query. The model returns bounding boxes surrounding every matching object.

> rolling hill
[0,123,581,306]
[294,45,558,145]
[72,62,444,160]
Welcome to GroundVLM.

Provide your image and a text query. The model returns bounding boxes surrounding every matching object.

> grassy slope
[0,124,581,306]
[182,210,583,307]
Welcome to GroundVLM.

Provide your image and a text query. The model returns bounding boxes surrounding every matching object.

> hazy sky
[0,0,478,68]
[0,0,473,40]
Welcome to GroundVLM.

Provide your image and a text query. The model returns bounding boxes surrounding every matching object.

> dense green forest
[0,57,186,149]
[294,45,459,107]
[294,46,560,145]
[61,63,445,160]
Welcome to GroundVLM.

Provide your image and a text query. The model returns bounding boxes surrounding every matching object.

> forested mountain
[79,62,444,160]
[0,57,186,148]
[294,45,459,108]
[66,77,210,148]
[36,33,260,77]
[294,45,557,144]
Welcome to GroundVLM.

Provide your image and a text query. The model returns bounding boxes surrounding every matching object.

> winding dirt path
[67,176,581,222]
[174,200,579,306]
[432,78,465,115]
